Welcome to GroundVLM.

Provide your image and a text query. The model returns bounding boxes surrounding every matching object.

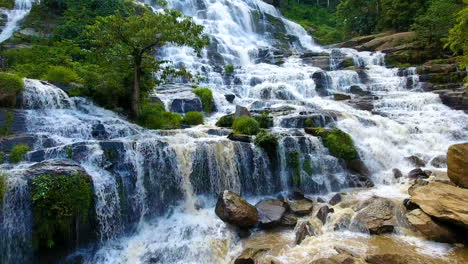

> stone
[302,56,331,71]
[91,123,108,140]
[280,213,298,227]
[234,105,251,118]
[406,209,458,243]
[255,199,287,228]
[309,254,358,264]
[407,168,429,179]
[403,198,418,211]
[316,205,332,224]
[349,85,370,96]
[295,221,316,245]
[215,190,258,228]
[170,98,203,114]
[366,254,420,264]
[392,168,403,179]
[430,155,447,168]
[0,134,54,152]
[352,197,399,234]
[288,199,314,215]
[25,159,88,178]
[329,193,342,206]
[312,71,332,96]
[234,248,268,264]
[410,181,468,228]
[333,213,352,231]
[405,155,426,167]
[437,88,468,112]
[225,94,236,103]
[228,133,252,143]
[447,143,468,188]
[333,93,351,101]
[346,96,374,111]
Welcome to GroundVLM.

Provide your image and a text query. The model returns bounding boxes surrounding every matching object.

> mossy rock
[305,128,358,161]
[0,72,25,107]
[216,114,234,128]
[254,130,278,160]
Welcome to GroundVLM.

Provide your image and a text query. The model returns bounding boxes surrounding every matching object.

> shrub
[224,64,235,74]
[305,118,314,128]
[311,128,358,160]
[9,144,31,163]
[0,173,7,201]
[31,174,93,249]
[232,116,260,135]
[140,103,182,130]
[216,114,234,127]
[43,66,79,85]
[254,130,278,158]
[0,111,14,136]
[0,72,25,107]
[255,111,272,129]
[287,150,301,186]
[303,159,313,176]
[183,111,204,126]
[0,0,14,9]
[193,88,213,113]
[0,152,4,163]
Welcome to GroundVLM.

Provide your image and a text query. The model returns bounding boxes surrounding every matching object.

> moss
[0,173,7,201]
[0,111,14,136]
[232,116,260,135]
[0,152,4,163]
[302,159,313,176]
[183,111,204,126]
[287,150,301,186]
[193,88,214,113]
[66,147,73,159]
[254,111,272,129]
[305,118,314,128]
[9,144,31,163]
[104,149,117,161]
[31,174,93,250]
[342,58,354,68]
[254,130,278,158]
[0,0,14,9]
[224,64,234,74]
[139,103,182,130]
[311,128,358,161]
[215,114,234,128]
[0,73,25,107]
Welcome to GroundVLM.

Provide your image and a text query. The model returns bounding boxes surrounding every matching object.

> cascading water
[0,0,33,43]
[1,0,468,263]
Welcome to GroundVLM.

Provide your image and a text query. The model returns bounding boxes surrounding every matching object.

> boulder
[288,199,314,215]
[170,98,203,114]
[392,168,403,179]
[349,85,370,96]
[329,193,343,206]
[407,168,429,179]
[91,123,108,140]
[436,88,468,112]
[405,155,426,167]
[0,134,54,152]
[255,199,287,228]
[346,96,374,111]
[225,94,236,103]
[410,182,468,228]
[280,213,298,227]
[333,213,352,231]
[234,105,251,118]
[25,159,88,178]
[447,143,468,188]
[295,221,316,245]
[215,190,258,228]
[302,56,331,71]
[430,155,447,168]
[228,133,252,143]
[406,209,457,243]
[352,197,399,234]
[312,71,332,96]
[309,254,358,264]
[234,248,268,264]
[333,93,351,101]
[402,198,418,211]
[366,254,421,264]
[316,205,332,224]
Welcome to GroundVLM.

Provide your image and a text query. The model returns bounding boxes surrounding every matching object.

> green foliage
[255,111,272,129]
[0,111,14,136]
[232,116,260,135]
[31,174,93,249]
[0,173,7,201]
[183,111,204,126]
[66,147,73,159]
[0,0,14,9]
[305,118,314,128]
[412,0,462,51]
[224,64,234,74]
[139,103,182,130]
[336,0,379,37]
[215,114,234,128]
[281,4,344,44]
[378,0,428,32]
[0,152,4,163]
[254,130,278,158]
[313,128,358,160]
[445,1,468,81]
[0,73,25,107]
[43,66,79,84]
[9,144,31,163]
[302,159,313,176]
[193,88,214,113]
[287,150,301,186]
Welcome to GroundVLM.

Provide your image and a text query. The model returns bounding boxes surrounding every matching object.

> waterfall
[0,0,33,43]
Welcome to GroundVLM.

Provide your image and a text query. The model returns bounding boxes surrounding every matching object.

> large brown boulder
[410,182,468,228]
[295,221,316,245]
[366,254,420,264]
[255,199,287,228]
[447,143,468,188]
[352,197,399,234]
[234,248,269,264]
[406,209,458,243]
[288,199,314,215]
[215,190,258,228]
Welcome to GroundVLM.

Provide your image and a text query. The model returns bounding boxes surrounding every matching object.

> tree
[378,0,428,31]
[86,9,209,117]
[336,0,380,37]
[445,0,468,72]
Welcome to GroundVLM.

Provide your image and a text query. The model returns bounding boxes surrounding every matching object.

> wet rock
[312,71,332,96]
[228,133,252,143]
[366,254,420,264]
[25,159,88,178]
[333,93,351,101]
[295,221,316,245]
[316,197,326,203]
[346,96,374,111]
[405,155,426,167]
[250,77,262,86]
[0,134,54,152]
[316,204,332,224]
[407,168,429,179]
[407,209,458,243]
[0,109,27,134]
[255,199,287,228]
[410,181,468,228]
[288,199,314,215]
[430,154,446,168]
[437,88,468,112]
[225,94,236,103]
[234,105,251,118]
[346,159,370,178]
[290,187,305,200]
[280,213,298,227]
[353,197,399,234]
[349,85,370,96]
[329,193,343,206]
[280,113,336,129]
[215,190,258,228]
[310,254,358,264]
[234,248,268,264]
[170,98,203,114]
[91,123,108,140]
[392,168,403,179]
[447,143,468,188]
[302,56,331,71]
[403,198,418,211]
[333,213,352,231]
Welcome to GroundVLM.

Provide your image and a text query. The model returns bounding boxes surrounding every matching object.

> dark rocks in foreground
[215,190,258,228]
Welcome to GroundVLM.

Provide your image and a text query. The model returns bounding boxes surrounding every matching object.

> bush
[31,174,93,249]
[224,64,234,74]
[232,116,260,135]
[0,72,25,107]
[43,66,80,85]
[305,118,314,128]
[287,150,301,186]
[216,114,234,127]
[254,130,278,158]
[0,111,14,136]
[9,144,31,163]
[0,0,14,9]
[193,88,213,113]
[255,111,272,129]
[311,128,358,160]
[0,173,7,201]
[139,103,182,130]
[303,159,313,176]
[183,111,204,126]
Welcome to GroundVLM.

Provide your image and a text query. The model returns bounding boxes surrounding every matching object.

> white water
[0,0,33,43]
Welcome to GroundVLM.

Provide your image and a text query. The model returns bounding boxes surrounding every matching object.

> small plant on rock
[232,116,260,135]
[287,150,301,186]
[183,111,204,126]
[224,64,235,74]
[216,114,234,127]
[0,173,7,201]
[0,73,25,107]
[193,88,213,113]
[254,130,278,158]
[9,144,31,163]
[255,111,272,129]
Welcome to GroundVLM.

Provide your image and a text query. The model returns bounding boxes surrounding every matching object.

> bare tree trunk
[132,57,142,118]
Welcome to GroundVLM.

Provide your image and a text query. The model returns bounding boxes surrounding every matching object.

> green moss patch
[183,111,204,126]
[193,88,213,113]
[216,114,234,127]
[139,103,182,130]
[31,174,93,250]
[0,0,14,9]
[0,111,14,136]
[9,144,31,163]
[254,130,278,159]
[307,128,358,161]
[232,116,260,135]
[287,150,301,186]
[254,111,272,129]
[0,173,7,201]
[0,72,25,107]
